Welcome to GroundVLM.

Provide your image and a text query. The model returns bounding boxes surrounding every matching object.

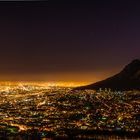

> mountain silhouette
[76,59,140,91]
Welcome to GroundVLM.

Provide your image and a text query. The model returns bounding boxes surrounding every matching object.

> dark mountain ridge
[76,59,140,91]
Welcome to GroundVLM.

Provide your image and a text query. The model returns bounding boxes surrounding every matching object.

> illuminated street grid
[0,83,140,138]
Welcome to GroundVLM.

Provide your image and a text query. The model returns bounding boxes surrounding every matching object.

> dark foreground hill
[76,59,140,91]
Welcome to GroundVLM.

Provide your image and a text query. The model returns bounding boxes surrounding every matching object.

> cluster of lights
[0,82,139,139]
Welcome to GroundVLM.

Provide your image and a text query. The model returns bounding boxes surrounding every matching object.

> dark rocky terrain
[76,59,140,91]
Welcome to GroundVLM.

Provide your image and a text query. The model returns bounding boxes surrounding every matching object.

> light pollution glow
[0,81,89,88]
[0,68,120,85]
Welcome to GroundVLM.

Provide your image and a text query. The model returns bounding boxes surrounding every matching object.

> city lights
[0,82,140,139]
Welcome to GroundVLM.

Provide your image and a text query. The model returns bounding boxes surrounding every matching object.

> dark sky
[0,1,140,82]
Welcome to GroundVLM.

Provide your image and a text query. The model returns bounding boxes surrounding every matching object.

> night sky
[0,1,140,82]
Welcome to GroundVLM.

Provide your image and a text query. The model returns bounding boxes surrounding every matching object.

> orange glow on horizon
[0,81,90,87]
[0,68,121,86]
